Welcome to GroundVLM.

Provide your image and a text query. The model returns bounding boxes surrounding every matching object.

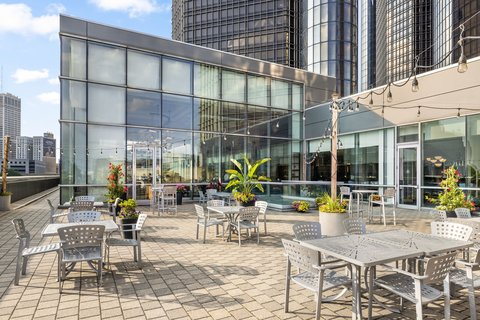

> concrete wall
[4,176,59,202]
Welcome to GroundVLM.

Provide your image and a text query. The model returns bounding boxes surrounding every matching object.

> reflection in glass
[88,43,125,85]
[162,131,192,183]
[270,139,291,181]
[222,102,246,134]
[162,94,192,129]
[88,84,125,125]
[61,123,86,185]
[193,98,221,132]
[222,70,245,103]
[271,80,290,109]
[194,64,220,99]
[127,50,160,90]
[61,80,86,121]
[248,75,269,106]
[127,89,161,127]
[61,37,86,79]
[193,132,220,183]
[163,57,192,94]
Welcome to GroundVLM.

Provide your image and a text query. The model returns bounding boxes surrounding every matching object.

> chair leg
[264,213,267,235]
[285,261,291,313]
[238,225,241,246]
[414,280,423,320]
[203,224,207,244]
[256,227,259,244]
[316,270,324,320]
[137,242,142,263]
[382,204,386,226]
[393,207,396,226]
[98,258,103,287]
[14,253,22,285]
[21,256,28,275]
[444,276,451,320]
[466,267,476,320]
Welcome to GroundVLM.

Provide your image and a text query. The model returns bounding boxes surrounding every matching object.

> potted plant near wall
[176,184,187,205]
[317,192,348,236]
[292,200,310,213]
[0,136,12,211]
[118,199,139,239]
[426,166,474,217]
[105,163,128,216]
[225,155,271,206]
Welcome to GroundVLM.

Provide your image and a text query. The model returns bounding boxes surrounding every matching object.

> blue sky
[0,0,172,145]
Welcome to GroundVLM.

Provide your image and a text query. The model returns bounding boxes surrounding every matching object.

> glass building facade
[59,15,334,204]
[172,0,302,68]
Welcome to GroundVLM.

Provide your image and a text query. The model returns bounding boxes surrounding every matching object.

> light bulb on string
[369,92,373,105]
[387,84,393,102]
[276,120,279,128]
[417,106,421,117]
[355,99,359,111]
[457,108,461,118]
[115,148,118,154]
[100,148,103,154]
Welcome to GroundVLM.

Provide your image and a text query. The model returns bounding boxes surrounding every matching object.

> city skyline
[0,1,172,145]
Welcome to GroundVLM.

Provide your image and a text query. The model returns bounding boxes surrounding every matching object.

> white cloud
[90,0,169,18]
[37,91,60,105]
[48,78,59,85]
[0,3,60,37]
[12,68,49,84]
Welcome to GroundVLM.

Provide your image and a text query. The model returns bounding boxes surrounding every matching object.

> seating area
[1,192,479,319]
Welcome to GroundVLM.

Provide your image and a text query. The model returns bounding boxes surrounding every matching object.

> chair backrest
[431,209,447,221]
[12,218,29,240]
[75,195,95,202]
[238,206,260,221]
[423,252,457,285]
[58,225,105,250]
[292,222,322,241]
[198,190,206,199]
[206,189,217,199]
[431,221,473,241]
[70,200,95,212]
[383,188,396,198]
[135,213,148,230]
[343,218,366,234]
[194,204,206,219]
[47,199,56,223]
[282,239,318,274]
[255,201,268,214]
[68,211,101,223]
[340,186,351,195]
[207,199,225,207]
[163,186,177,197]
[455,207,471,218]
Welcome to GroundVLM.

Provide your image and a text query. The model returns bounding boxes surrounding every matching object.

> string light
[369,92,373,105]
[386,84,393,102]
[457,108,461,118]
[417,106,421,117]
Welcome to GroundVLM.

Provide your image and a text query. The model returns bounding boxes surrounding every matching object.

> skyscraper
[0,93,21,157]
[172,0,302,68]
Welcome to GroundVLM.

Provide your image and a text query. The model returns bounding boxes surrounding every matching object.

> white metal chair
[431,221,473,242]
[12,218,60,285]
[449,246,480,320]
[339,186,353,214]
[158,186,177,215]
[368,188,396,226]
[455,207,472,219]
[292,222,322,241]
[75,195,95,202]
[206,189,217,201]
[194,204,224,243]
[343,218,367,235]
[231,206,260,246]
[198,190,207,204]
[282,239,351,320]
[57,224,105,293]
[109,197,121,222]
[255,201,268,235]
[430,209,447,221]
[69,200,95,212]
[374,252,456,319]
[68,210,101,223]
[105,213,148,266]
[47,199,68,223]
[207,199,225,207]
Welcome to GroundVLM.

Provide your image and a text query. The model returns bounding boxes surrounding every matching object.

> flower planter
[177,192,183,205]
[120,217,138,239]
[236,200,255,207]
[0,194,11,211]
[319,211,347,236]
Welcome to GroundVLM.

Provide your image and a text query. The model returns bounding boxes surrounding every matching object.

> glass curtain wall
[59,35,304,203]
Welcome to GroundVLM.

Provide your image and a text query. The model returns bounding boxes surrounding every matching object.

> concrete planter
[319,211,347,236]
[0,194,11,211]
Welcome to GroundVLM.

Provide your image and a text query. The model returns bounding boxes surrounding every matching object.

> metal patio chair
[158,186,177,215]
[57,224,105,293]
[430,209,447,222]
[292,221,322,241]
[255,200,268,235]
[69,200,95,212]
[368,187,396,226]
[194,204,224,243]
[373,252,457,319]
[282,239,351,320]
[455,207,472,219]
[47,199,68,223]
[12,218,60,285]
[75,195,95,202]
[343,218,367,235]
[231,206,260,246]
[67,210,101,223]
[105,213,148,266]
[198,190,207,204]
[205,189,217,201]
[339,186,353,214]
[430,221,473,242]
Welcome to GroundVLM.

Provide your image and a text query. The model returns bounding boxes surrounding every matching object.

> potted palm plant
[317,192,348,236]
[225,155,271,206]
[118,199,139,239]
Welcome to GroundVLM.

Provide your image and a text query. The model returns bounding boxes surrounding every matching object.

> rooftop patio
[0,191,476,319]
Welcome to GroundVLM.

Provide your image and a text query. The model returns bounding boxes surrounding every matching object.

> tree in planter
[0,136,12,211]
[105,163,127,214]
[427,166,474,212]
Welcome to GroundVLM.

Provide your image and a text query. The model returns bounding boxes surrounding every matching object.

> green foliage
[426,166,474,211]
[119,198,138,219]
[318,193,347,214]
[315,193,330,208]
[106,163,127,202]
[292,200,310,212]
[225,155,271,204]
[7,169,22,176]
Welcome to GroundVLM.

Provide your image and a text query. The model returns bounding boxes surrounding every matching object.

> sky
[0,0,172,147]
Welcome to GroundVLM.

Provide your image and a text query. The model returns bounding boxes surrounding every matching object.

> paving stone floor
[0,191,477,319]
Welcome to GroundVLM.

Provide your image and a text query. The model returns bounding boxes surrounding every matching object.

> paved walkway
[0,192,476,319]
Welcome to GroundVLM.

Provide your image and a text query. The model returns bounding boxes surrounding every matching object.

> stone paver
[0,192,477,319]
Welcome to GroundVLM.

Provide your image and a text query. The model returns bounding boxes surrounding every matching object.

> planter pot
[236,200,256,207]
[120,217,138,239]
[319,211,347,236]
[177,192,183,205]
[0,194,11,211]
[446,211,456,218]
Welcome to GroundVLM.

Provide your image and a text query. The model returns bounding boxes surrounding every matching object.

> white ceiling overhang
[349,56,480,125]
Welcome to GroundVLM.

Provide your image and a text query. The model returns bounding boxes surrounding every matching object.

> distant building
[16,136,33,160]
[0,93,21,157]
[10,132,56,174]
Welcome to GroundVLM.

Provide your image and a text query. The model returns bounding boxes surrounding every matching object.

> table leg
[351,265,363,320]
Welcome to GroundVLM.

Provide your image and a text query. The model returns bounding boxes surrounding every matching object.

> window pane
[271,80,290,109]
[162,94,192,129]
[194,133,220,182]
[88,84,125,124]
[127,89,161,127]
[248,75,269,106]
[466,115,480,189]
[162,131,192,183]
[61,123,86,185]
[270,139,291,180]
[61,80,86,121]
[222,70,245,103]
[292,84,303,110]
[162,57,192,94]
[127,50,160,90]
[222,102,245,133]
[61,37,86,79]
[87,125,125,185]
[88,43,125,85]
[193,98,221,131]
[194,64,220,99]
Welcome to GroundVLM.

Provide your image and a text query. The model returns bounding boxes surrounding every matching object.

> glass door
[397,145,419,208]
[132,145,160,205]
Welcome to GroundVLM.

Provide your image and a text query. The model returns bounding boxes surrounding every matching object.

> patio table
[42,220,119,237]
[60,201,105,209]
[212,192,235,205]
[207,205,243,241]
